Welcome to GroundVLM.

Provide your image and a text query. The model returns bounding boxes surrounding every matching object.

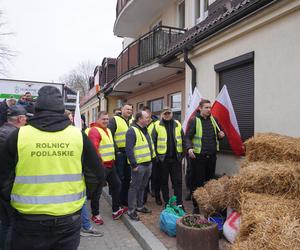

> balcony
[114,0,173,38]
[113,26,186,93]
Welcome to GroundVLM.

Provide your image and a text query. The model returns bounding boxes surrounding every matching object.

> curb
[102,187,168,250]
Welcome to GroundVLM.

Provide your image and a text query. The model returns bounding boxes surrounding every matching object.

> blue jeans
[81,199,91,230]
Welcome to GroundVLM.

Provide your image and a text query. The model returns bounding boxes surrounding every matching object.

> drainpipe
[183,47,196,92]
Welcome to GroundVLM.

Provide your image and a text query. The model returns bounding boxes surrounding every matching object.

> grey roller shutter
[218,62,254,152]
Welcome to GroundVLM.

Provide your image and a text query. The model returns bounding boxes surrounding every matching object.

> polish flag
[74,91,82,131]
[211,85,244,156]
[183,88,202,133]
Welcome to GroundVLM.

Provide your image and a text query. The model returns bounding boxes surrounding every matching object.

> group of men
[0,85,224,250]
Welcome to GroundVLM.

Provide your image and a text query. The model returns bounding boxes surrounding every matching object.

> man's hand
[132,166,139,172]
[188,148,196,159]
[218,131,225,139]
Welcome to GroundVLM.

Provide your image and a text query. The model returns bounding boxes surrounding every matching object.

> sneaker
[122,206,129,214]
[80,227,104,237]
[136,207,152,214]
[91,215,104,225]
[128,211,140,221]
[177,204,186,212]
[112,208,125,220]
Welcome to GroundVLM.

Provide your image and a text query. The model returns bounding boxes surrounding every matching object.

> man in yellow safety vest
[87,111,126,225]
[0,86,104,250]
[108,103,133,207]
[126,111,156,221]
[185,99,225,214]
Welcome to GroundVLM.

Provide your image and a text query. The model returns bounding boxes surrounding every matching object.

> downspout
[183,47,196,92]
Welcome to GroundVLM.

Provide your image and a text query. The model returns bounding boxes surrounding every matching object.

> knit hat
[35,86,65,113]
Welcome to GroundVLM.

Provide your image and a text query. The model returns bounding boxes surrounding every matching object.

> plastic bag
[223,209,241,243]
[159,196,185,237]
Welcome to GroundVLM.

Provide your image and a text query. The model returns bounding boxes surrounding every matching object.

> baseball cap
[161,106,172,114]
[7,105,27,117]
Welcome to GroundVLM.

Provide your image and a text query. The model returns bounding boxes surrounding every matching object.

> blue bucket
[208,216,224,231]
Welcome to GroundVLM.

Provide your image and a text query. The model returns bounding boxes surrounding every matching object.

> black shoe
[185,193,192,201]
[155,198,162,206]
[193,207,200,214]
[128,211,140,221]
[136,207,152,214]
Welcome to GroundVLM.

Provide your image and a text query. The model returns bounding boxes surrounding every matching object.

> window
[136,102,144,111]
[195,0,208,24]
[178,1,185,29]
[92,107,98,122]
[215,52,254,152]
[169,92,182,122]
[148,98,164,115]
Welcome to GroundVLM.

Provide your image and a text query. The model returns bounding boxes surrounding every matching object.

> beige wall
[125,74,185,117]
[80,96,99,126]
[183,1,300,174]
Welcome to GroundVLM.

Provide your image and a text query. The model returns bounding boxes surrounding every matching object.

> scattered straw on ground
[244,133,300,163]
[193,176,230,215]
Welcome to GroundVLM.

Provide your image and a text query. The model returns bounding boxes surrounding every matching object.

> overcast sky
[1,0,122,82]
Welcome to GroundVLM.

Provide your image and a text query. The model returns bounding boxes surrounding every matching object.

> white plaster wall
[184,2,300,174]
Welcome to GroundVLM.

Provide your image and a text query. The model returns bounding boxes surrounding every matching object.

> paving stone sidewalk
[79,197,142,250]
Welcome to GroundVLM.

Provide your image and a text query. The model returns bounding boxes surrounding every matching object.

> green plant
[182,215,213,229]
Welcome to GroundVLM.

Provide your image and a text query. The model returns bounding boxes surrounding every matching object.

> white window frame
[177,0,185,29]
[196,0,209,24]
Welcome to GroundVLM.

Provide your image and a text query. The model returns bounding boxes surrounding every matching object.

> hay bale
[231,216,300,250]
[236,192,300,249]
[193,176,230,216]
[224,161,300,211]
[244,133,300,163]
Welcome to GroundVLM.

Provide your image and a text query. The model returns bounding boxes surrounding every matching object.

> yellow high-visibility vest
[94,127,115,162]
[192,116,219,154]
[114,116,129,148]
[147,121,155,137]
[154,120,183,155]
[132,126,156,164]
[85,127,90,135]
[11,125,85,216]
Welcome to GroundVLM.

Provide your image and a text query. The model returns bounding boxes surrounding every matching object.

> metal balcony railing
[116,25,186,78]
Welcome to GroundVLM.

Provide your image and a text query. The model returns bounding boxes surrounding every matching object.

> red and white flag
[211,85,244,156]
[183,88,202,133]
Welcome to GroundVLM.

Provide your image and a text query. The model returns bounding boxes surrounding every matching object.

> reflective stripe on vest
[95,127,115,162]
[11,125,85,216]
[192,116,219,154]
[154,120,183,155]
[114,116,129,148]
[132,127,156,164]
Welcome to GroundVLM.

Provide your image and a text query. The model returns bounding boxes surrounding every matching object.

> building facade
[160,0,300,174]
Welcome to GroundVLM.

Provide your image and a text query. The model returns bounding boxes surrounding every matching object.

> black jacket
[0,111,105,213]
[152,119,185,162]
[185,114,221,155]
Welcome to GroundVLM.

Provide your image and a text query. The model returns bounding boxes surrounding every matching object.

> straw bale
[244,133,300,163]
[193,176,230,215]
[237,192,300,242]
[224,161,300,211]
[231,216,300,250]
